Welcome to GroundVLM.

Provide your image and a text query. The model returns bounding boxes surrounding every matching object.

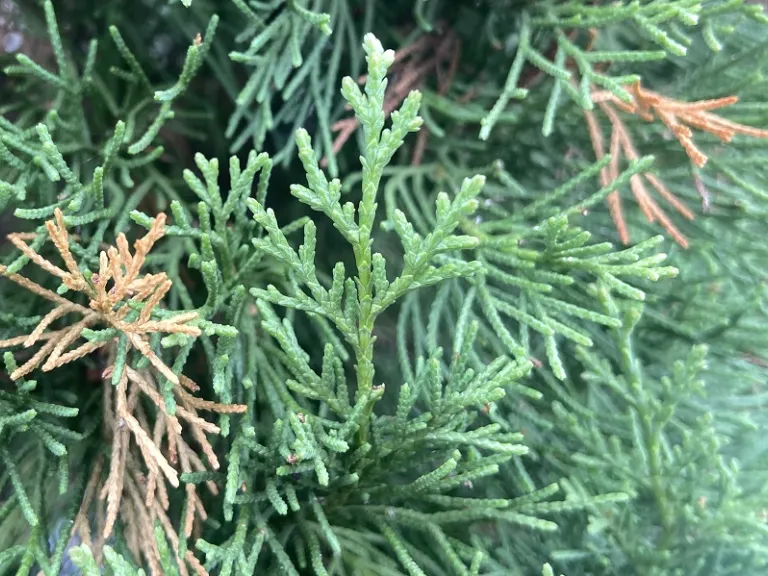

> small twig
[322,26,461,168]
[693,171,711,213]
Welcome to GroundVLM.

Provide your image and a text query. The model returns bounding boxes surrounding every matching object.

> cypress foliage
[1,1,767,575]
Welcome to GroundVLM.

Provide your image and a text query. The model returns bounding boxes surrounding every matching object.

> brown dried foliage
[586,81,768,246]
[0,209,246,574]
[0,208,199,379]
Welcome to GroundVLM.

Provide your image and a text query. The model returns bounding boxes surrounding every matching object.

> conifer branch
[324,26,460,167]
[1,2,767,574]
[585,80,768,245]
[0,209,244,572]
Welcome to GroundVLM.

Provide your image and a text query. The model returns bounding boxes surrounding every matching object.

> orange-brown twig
[592,81,768,169]
[585,81,768,246]
[584,100,693,247]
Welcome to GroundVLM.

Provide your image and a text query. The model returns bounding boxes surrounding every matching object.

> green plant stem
[353,194,377,448]
[618,317,674,546]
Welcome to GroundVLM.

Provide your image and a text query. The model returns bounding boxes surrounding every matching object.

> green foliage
[226,0,369,174]
[372,156,677,380]
[1,0,767,575]
[479,0,768,138]
[0,0,217,218]
[69,542,152,576]
[503,292,768,575]
[169,35,554,575]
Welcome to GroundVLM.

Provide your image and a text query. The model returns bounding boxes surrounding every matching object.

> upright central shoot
[246,34,485,447]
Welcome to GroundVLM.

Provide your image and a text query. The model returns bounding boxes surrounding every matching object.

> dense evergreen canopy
[1,1,767,574]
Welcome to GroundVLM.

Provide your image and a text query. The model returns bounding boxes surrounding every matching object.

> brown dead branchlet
[0,209,246,575]
[585,81,768,247]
